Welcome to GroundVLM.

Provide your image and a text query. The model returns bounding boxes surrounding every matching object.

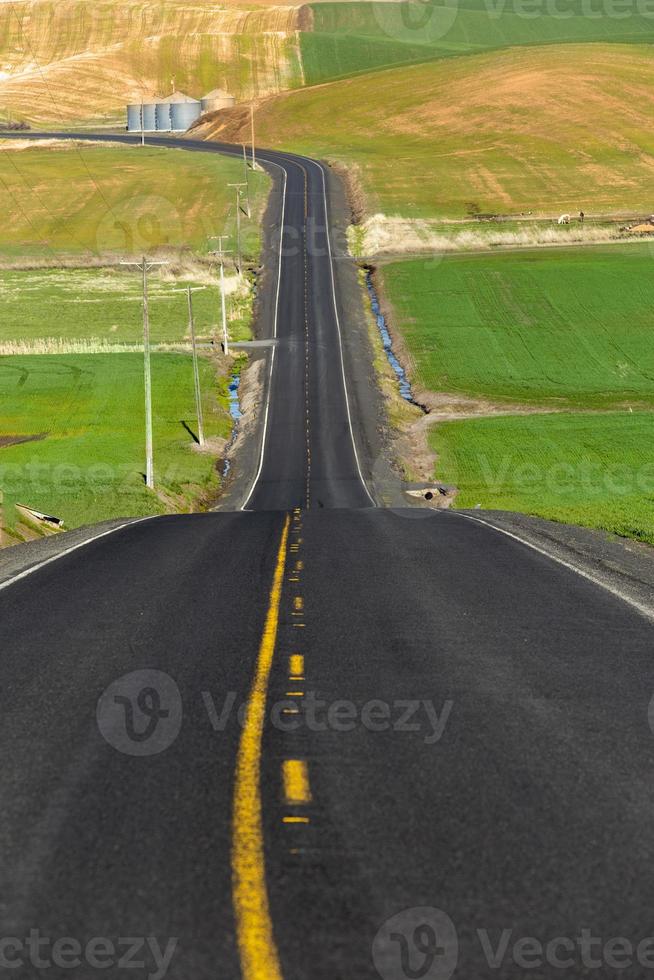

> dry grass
[0,338,202,354]
[0,0,304,125]
[350,214,649,258]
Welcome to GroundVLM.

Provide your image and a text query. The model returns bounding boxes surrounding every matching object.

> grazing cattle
[558,213,571,225]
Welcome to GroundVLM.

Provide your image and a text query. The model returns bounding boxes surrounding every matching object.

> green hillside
[301,0,654,84]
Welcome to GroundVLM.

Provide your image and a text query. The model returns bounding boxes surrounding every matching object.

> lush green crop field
[0,143,268,258]
[303,0,654,84]
[0,352,230,528]
[238,43,654,219]
[382,245,654,407]
[0,268,252,346]
[383,243,654,541]
[431,411,654,543]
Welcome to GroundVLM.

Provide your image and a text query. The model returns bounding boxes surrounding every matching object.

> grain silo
[168,92,202,132]
[155,98,172,132]
[126,101,157,132]
[201,88,236,114]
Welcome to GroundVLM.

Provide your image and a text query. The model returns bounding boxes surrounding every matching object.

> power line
[0,145,94,255]
[0,168,59,259]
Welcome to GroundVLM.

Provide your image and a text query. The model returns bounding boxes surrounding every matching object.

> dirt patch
[297,3,314,31]
[0,433,46,448]
[417,391,570,421]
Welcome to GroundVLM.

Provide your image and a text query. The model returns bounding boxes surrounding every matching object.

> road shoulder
[457,508,654,620]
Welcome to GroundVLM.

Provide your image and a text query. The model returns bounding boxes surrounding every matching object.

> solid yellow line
[283,759,312,805]
[232,514,290,980]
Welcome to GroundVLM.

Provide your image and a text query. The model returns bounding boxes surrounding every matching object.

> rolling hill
[301,0,654,83]
[0,0,306,125]
[198,42,654,218]
[2,0,654,127]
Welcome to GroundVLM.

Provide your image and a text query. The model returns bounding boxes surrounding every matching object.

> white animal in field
[558,213,571,225]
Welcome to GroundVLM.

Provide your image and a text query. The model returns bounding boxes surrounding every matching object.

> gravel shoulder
[0,518,147,587]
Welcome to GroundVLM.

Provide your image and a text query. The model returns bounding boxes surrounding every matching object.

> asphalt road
[0,133,653,980]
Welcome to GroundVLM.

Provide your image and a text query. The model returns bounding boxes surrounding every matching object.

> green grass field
[232,43,654,219]
[382,245,654,407]
[0,268,253,346]
[0,352,231,528]
[381,244,654,541]
[0,143,268,258]
[431,412,654,543]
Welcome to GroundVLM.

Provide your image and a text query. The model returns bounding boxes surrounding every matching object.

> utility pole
[120,255,167,489]
[176,285,207,447]
[208,236,232,355]
[228,183,247,274]
[140,100,145,147]
[241,145,252,218]
[250,102,256,170]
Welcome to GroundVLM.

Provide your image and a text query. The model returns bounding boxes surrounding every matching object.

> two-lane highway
[0,131,653,980]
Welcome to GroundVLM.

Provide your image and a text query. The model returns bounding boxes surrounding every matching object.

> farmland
[0,268,254,347]
[0,0,304,126]
[431,412,654,544]
[200,43,654,219]
[380,245,654,408]
[380,244,654,541]
[0,140,269,537]
[0,142,269,259]
[0,352,231,529]
[302,0,654,84]
[4,0,654,129]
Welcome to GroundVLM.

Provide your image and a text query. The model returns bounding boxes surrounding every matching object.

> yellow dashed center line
[283,759,312,805]
[231,514,290,980]
[289,654,304,678]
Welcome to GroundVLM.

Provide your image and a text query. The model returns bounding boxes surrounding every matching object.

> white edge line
[313,160,376,506]
[457,512,654,623]
[0,516,155,594]
[240,160,288,511]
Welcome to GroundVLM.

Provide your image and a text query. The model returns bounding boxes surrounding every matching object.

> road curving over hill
[1,131,654,980]
[0,129,384,511]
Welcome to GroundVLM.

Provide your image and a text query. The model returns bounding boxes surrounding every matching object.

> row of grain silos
[126,89,236,134]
